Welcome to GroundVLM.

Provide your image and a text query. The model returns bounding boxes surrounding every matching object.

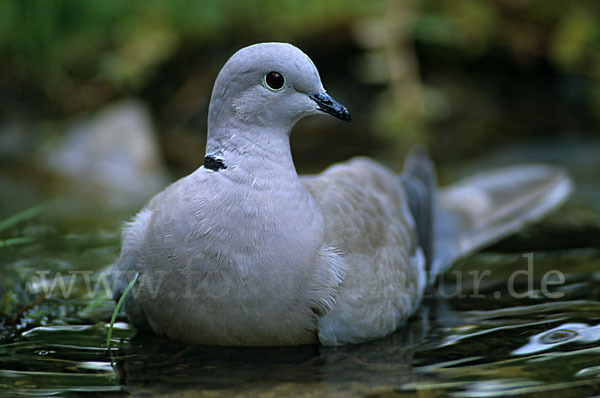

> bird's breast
[139,171,326,345]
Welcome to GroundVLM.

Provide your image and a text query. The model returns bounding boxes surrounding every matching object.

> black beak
[310,92,351,122]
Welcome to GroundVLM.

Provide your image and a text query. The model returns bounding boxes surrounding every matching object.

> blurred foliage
[0,203,47,247]
[0,0,599,170]
[365,0,600,158]
[0,0,379,93]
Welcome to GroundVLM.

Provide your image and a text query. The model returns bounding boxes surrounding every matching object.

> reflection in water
[112,306,435,396]
[512,322,600,355]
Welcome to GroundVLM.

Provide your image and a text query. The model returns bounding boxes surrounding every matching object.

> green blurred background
[1,0,599,211]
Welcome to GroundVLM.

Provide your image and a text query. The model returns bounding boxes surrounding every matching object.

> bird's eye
[264,71,285,91]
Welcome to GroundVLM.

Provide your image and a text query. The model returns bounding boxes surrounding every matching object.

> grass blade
[0,236,37,248]
[106,273,138,350]
[0,203,49,233]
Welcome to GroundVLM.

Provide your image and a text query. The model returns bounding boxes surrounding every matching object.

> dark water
[1,140,599,397]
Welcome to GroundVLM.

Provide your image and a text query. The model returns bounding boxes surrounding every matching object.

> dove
[112,42,571,346]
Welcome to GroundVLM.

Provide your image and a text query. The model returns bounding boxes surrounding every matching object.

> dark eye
[265,71,285,91]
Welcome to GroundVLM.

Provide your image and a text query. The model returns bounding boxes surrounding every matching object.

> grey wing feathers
[302,158,426,344]
[398,148,572,287]
[432,164,572,284]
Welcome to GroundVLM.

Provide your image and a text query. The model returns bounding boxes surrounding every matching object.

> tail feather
[431,165,572,284]
[401,147,436,274]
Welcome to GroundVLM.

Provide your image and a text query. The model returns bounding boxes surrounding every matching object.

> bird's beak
[310,92,351,122]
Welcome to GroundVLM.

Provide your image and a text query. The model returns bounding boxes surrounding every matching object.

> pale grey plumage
[112,42,572,346]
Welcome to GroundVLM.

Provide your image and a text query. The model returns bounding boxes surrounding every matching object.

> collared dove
[112,42,571,346]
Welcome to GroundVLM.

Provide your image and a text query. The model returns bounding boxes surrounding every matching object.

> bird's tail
[430,164,572,285]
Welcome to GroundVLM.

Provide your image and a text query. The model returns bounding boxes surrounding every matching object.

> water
[1,140,599,397]
[2,252,600,397]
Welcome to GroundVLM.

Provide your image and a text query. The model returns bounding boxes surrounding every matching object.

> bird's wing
[432,164,572,281]
[302,157,428,345]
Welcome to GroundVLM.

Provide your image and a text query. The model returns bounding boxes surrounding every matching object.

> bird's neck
[205,122,298,180]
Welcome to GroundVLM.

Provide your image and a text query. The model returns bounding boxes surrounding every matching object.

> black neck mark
[204,155,227,171]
